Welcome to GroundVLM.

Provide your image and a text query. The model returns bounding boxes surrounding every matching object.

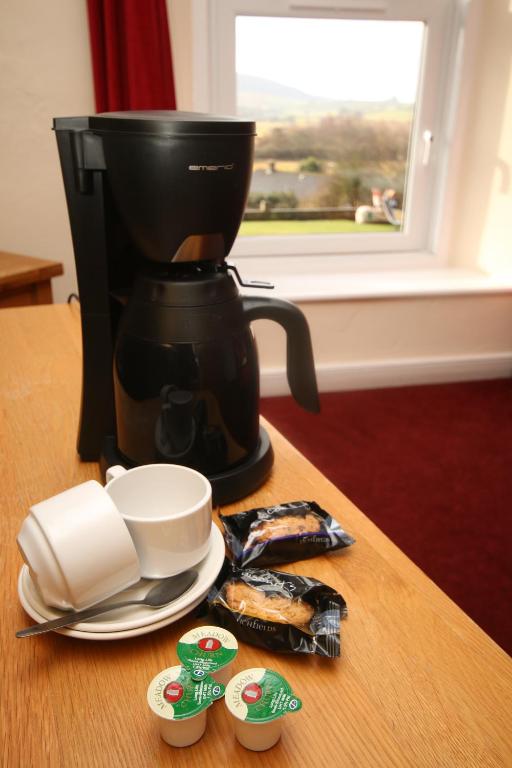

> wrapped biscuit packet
[208,564,347,658]
[220,501,355,567]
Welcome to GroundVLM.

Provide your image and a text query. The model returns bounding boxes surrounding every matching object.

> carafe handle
[242,295,320,413]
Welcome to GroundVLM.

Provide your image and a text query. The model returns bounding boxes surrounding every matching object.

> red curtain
[87,0,176,112]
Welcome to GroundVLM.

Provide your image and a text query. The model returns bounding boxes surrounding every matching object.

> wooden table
[1,304,511,768]
[0,250,64,307]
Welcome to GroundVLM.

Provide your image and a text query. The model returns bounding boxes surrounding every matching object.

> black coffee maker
[54,111,319,503]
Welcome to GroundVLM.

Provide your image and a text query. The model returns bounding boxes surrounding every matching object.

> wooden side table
[0,250,64,308]
[2,304,512,768]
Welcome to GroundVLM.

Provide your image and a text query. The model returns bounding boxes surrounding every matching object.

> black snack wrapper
[220,500,355,567]
[207,562,347,658]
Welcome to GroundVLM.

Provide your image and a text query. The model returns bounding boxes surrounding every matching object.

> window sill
[235,261,512,303]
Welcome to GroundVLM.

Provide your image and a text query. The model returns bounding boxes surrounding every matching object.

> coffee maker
[54,111,319,503]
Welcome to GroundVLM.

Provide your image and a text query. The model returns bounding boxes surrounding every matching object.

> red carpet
[261,379,512,656]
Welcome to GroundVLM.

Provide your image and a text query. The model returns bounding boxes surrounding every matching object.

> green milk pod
[224,668,302,751]
[147,665,224,747]
[177,625,238,685]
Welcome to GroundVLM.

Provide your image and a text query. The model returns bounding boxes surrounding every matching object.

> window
[199,0,465,263]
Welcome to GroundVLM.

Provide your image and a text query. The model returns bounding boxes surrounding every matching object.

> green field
[239,219,396,236]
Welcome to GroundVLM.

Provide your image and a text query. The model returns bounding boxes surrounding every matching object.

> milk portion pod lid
[147,665,224,721]
[225,668,302,724]
[177,625,238,680]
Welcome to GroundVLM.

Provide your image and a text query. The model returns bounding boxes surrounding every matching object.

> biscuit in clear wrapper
[220,500,355,567]
[208,563,346,658]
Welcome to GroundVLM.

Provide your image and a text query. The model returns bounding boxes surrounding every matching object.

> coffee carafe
[54,111,319,503]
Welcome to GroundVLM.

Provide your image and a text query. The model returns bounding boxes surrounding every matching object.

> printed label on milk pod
[177,625,238,679]
[147,665,225,720]
[225,668,302,724]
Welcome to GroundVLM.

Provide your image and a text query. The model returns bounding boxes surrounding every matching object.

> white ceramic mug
[17,480,141,610]
[105,464,212,579]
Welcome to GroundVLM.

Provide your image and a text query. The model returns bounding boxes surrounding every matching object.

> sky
[236,16,424,103]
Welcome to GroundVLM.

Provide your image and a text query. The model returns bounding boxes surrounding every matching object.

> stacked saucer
[17,524,225,640]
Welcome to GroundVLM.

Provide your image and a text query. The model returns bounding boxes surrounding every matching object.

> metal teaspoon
[16,569,198,638]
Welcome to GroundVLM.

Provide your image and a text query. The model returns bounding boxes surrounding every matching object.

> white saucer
[17,523,225,640]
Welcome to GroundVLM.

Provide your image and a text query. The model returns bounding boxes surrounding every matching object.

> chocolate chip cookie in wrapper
[220,500,355,568]
[208,564,346,658]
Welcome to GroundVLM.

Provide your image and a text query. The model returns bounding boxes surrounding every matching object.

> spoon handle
[16,599,143,637]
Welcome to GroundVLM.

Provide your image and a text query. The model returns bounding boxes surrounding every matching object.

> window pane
[235,16,424,237]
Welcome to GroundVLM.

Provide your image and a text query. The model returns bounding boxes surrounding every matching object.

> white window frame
[190,0,468,271]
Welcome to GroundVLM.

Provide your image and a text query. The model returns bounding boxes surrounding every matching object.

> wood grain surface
[0,251,63,290]
[1,304,511,768]
[0,251,64,307]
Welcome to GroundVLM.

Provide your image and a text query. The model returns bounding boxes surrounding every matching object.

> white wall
[254,292,512,393]
[1,0,511,391]
[448,0,512,275]
[0,0,95,301]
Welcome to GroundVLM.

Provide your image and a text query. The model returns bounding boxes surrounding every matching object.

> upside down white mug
[105,463,213,579]
[17,480,141,610]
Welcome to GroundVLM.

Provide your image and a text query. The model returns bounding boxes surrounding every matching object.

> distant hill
[236,73,412,121]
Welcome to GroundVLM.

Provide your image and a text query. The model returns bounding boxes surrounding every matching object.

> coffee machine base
[100,426,274,506]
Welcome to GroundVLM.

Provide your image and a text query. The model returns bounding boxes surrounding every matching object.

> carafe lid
[89,110,256,136]
[133,269,239,307]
